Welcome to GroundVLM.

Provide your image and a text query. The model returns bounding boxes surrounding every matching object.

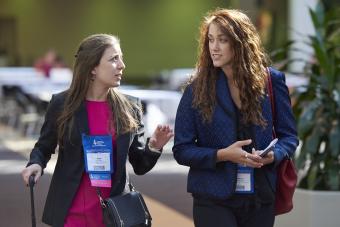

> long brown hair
[57,34,140,145]
[191,8,269,126]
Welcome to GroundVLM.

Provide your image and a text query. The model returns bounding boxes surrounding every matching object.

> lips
[211,54,222,60]
[114,73,122,79]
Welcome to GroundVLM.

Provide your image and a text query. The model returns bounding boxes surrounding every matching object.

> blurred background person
[34,49,66,77]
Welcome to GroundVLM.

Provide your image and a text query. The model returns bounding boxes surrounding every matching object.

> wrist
[216,148,228,162]
[148,141,162,152]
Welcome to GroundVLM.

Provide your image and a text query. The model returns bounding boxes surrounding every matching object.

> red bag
[275,159,297,215]
[267,68,298,215]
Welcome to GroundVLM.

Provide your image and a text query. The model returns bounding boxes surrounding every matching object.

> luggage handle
[29,174,36,227]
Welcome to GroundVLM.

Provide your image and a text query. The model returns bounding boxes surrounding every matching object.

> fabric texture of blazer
[27,91,161,227]
[172,67,299,200]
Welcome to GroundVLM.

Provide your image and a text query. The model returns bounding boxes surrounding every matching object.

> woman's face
[208,22,234,70]
[91,42,125,88]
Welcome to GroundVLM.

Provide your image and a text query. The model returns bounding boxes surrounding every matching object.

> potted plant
[274,1,340,226]
[294,2,340,191]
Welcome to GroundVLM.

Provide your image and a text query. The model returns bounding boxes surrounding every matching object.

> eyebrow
[108,53,123,59]
[109,52,121,57]
[208,34,227,37]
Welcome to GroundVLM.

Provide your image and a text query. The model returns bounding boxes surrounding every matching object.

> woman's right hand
[216,139,263,168]
[22,164,42,186]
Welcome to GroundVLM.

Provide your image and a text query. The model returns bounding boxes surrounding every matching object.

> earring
[90,75,95,81]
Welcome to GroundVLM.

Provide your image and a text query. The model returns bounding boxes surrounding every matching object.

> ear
[91,66,97,75]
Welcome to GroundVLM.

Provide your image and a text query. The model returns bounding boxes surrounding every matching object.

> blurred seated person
[34,49,66,77]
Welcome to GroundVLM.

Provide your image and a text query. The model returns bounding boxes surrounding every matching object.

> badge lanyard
[82,134,113,188]
[235,165,254,194]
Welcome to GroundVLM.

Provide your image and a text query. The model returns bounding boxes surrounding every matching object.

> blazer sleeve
[27,94,62,169]
[128,98,161,175]
[271,68,299,166]
[172,86,218,170]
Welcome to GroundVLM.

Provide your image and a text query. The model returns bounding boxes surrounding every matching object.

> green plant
[292,2,340,190]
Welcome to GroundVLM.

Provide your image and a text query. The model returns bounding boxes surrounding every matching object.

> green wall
[0,0,229,82]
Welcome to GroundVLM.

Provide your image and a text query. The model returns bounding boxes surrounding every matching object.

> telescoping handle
[29,175,36,227]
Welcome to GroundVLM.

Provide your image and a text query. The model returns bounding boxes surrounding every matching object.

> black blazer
[27,91,161,227]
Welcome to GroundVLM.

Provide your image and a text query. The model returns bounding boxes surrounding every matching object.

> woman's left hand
[149,125,174,150]
[252,148,275,165]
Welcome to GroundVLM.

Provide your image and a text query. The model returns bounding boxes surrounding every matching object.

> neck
[222,66,233,81]
[86,85,109,101]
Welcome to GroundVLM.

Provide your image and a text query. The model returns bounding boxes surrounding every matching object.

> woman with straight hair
[173,9,298,227]
[22,34,173,227]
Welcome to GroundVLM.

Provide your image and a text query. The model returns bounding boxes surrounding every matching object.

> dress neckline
[85,100,107,103]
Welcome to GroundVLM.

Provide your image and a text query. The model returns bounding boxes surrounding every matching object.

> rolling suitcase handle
[29,175,36,227]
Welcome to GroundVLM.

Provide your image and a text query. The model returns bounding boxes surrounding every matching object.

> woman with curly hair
[173,9,298,227]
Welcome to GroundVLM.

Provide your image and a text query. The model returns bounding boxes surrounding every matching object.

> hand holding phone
[259,138,278,157]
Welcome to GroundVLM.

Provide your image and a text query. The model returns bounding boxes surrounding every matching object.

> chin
[213,62,223,67]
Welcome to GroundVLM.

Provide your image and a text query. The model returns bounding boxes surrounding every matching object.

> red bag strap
[267,67,277,138]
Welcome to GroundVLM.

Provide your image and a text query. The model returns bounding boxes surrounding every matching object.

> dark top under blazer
[27,91,161,227]
[172,67,298,200]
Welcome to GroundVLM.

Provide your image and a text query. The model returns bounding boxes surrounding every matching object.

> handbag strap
[96,180,136,208]
[267,68,292,160]
[267,67,277,138]
[96,187,107,208]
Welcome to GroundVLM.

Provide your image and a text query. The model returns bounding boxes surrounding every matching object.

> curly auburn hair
[190,8,269,126]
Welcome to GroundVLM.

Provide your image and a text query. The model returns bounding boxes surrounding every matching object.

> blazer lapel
[74,100,130,164]
[110,133,130,194]
[254,89,274,149]
[215,69,275,150]
[115,133,130,172]
[72,101,133,193]
[74,101,89,136]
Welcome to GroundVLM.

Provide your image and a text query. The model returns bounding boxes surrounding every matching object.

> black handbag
[97,183,152,227]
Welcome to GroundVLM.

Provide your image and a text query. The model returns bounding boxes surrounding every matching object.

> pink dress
[64,101,116,227]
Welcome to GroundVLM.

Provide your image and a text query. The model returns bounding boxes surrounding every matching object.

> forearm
[173,144,218,169]
[129,147,161,175]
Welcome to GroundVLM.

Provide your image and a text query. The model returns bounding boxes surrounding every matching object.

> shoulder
[123,93,141,105]
[120,93,143,114]
[268,67,286,83]
[49,90,68,108]
[177,84,195,112]
[51,90,67,101]
[49,90,67,110]
[181,83,194,99]
[268,67,290,98]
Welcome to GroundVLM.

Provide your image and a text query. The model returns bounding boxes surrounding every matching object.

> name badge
[89,173,112,188]
[82,134,113,173]
[235,165,254,194]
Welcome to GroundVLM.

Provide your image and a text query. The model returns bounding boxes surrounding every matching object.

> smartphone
[259,138,278,157]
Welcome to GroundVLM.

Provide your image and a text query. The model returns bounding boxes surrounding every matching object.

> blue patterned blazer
[172,67,298,200]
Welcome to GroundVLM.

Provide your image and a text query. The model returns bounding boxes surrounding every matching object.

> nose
[211,40,220,50]
[118,58,126,70]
